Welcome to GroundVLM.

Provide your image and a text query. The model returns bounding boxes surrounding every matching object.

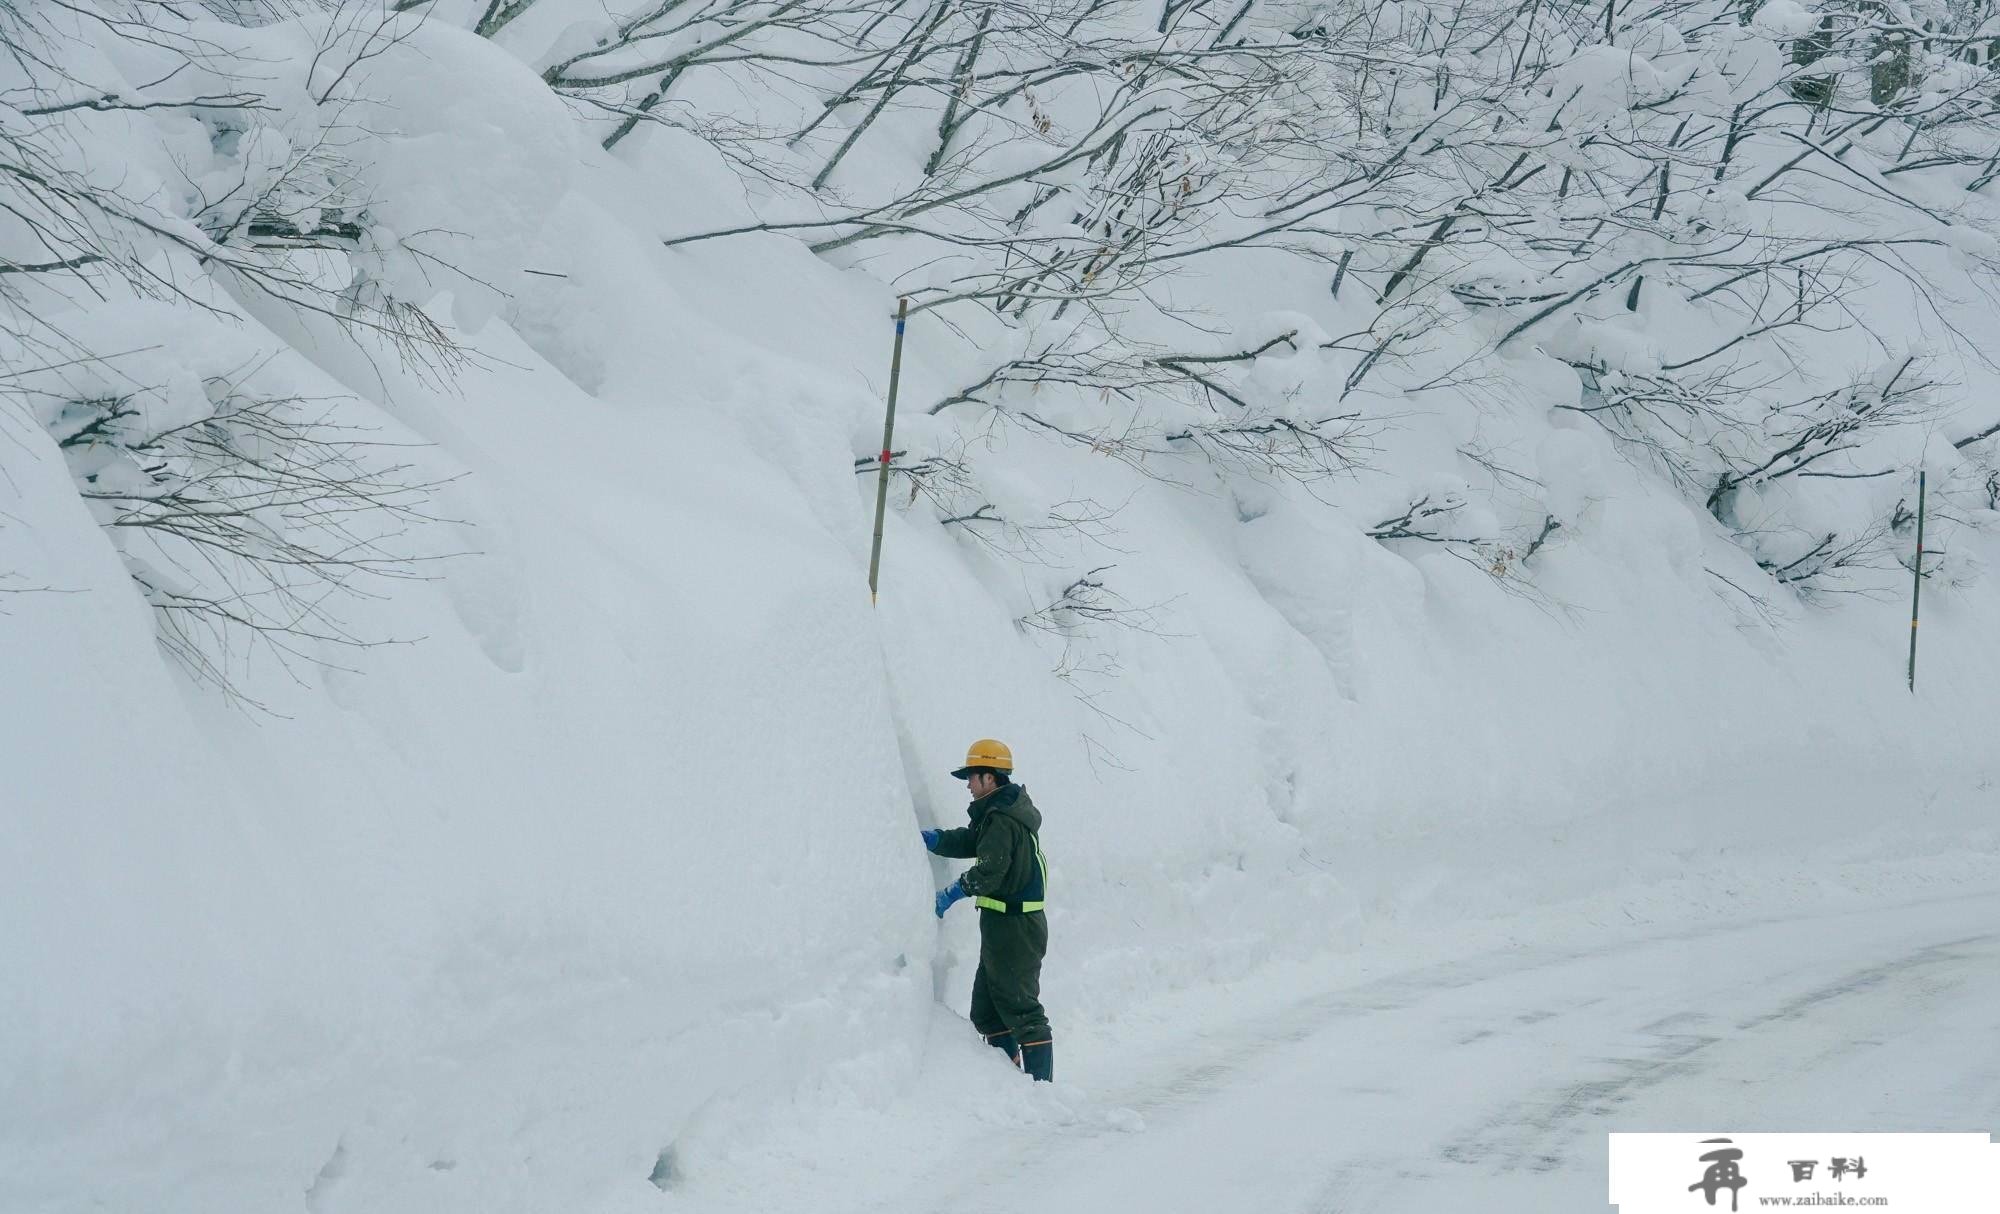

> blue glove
[921,828,942,851]
[935,881,968,918]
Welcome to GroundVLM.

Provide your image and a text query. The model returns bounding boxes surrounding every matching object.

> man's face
[966,771,999,799]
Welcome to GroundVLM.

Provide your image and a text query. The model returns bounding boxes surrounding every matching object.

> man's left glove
[934,881,968,918]
[921,828,942,852]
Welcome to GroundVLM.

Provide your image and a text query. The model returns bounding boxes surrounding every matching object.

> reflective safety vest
[974,833,1048,914]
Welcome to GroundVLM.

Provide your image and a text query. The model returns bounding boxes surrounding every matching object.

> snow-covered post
[868,298,910,604]
[1908,470,1926,692]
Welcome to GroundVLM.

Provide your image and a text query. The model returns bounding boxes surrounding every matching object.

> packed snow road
[807,890,2000,1214]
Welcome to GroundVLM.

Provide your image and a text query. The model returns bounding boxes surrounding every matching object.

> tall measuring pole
[867,298,910,605]
[1907,469,1926,693]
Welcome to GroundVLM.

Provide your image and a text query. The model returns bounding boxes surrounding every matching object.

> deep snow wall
[4,5,2000,1211]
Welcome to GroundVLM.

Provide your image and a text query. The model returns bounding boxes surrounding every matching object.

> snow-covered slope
[4,2,1999,1210]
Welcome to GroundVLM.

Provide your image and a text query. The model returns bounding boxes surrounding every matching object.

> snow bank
[4,3,2000,1212]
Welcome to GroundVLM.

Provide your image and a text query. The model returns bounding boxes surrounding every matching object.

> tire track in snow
[910,892,2000,1214]
[1307,931,2000,1211]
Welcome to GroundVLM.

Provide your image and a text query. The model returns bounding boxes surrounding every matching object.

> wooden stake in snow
[1908,469,1926,692]
[868,298,910,605]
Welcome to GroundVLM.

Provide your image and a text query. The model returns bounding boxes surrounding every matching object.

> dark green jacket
[931,784,1045,909]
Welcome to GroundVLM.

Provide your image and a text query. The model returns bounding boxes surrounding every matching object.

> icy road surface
[703,888,2000,1214]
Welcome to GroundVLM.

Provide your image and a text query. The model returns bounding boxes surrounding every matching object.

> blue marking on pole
[896,320,906,334]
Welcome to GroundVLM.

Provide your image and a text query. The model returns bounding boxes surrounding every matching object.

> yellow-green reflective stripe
[972,838,1050,913]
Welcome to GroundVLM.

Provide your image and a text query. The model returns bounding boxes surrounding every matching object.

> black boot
[1019,1039,1053,1082]
[982,1030,1020,1067]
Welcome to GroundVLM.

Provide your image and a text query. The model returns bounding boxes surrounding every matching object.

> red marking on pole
[880,449,894,466]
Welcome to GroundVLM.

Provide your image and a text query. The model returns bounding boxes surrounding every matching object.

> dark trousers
[968,909,1050,1044]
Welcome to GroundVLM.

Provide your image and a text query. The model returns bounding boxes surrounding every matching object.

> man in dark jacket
[922,738,1053,1082]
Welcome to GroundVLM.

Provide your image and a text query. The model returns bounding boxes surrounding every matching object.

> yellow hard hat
[950,738,1014,779]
